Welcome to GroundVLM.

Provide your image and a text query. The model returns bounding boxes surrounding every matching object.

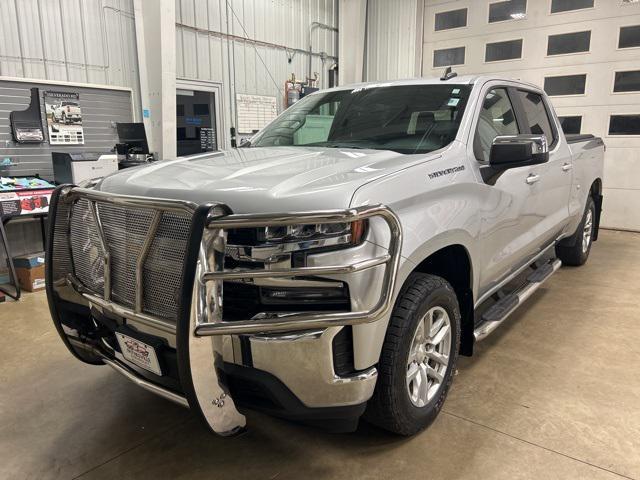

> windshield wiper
[299,141,369,149]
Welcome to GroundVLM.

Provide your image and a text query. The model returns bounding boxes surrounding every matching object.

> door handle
[526,174,540,185]
[562,163,573,172]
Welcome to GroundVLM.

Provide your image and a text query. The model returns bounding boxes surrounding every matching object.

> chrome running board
[474,258,562,342]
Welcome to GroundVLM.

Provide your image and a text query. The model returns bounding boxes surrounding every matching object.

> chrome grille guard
[46,185,402,436]
[55,186,402,336]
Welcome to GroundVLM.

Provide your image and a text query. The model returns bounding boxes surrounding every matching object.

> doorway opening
[176,89,218,156]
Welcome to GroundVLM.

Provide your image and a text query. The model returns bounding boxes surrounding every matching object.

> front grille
[69,198,193,322]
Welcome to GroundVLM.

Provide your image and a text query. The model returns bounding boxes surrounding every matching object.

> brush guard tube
[46,186,402,436]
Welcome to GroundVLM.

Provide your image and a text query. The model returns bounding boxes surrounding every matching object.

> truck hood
[98,147,437,213]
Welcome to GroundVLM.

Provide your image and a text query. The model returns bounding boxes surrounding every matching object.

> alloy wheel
[406,306,452,407]
[582,209,593,254]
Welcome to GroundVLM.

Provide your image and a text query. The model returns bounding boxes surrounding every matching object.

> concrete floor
[1,229,639,480]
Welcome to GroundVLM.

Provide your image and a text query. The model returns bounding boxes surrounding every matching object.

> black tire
[556,196,596,267]
[365,273,461,436]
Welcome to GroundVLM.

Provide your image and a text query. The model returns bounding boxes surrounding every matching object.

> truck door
[512,89,572,247]
[472,87,544,293]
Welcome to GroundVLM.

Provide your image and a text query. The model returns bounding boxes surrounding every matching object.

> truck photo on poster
[44,91,84,144]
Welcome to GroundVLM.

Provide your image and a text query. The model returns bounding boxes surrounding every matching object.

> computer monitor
[116,122,149,154]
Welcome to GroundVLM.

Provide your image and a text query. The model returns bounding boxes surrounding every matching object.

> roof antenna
[440,66,457,81]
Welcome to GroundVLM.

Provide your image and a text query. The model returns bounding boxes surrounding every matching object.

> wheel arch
[410,244,475,356]
[353,231,479,370]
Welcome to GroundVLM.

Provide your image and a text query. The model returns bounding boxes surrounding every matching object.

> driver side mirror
[489,134,549,170]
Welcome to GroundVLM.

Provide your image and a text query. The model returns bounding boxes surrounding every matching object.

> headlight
[256,220,367,246]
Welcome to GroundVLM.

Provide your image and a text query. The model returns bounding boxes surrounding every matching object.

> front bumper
[46,185,401,435]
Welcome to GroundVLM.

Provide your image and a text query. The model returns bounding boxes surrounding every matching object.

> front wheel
[365,273,460,436]
[556,196,596,266]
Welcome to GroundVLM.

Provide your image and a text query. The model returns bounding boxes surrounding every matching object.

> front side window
[250,85,472,155]
[516,90,557,145]
[473,88,520,162]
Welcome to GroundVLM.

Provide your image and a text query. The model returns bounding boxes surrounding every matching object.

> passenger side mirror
[489,135,549,170]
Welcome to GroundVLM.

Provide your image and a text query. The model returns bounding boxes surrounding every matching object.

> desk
[0,177,55,300]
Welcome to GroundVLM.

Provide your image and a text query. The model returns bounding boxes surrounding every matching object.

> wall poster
[44,91,84,144]
[236,94,278,134]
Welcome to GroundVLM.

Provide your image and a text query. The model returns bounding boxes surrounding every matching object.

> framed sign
[44,91,84,144]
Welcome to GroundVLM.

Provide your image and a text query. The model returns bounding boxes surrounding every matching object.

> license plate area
[116,332,163,376]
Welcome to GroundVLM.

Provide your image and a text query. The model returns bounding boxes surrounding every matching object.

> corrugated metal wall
[175,0,338,139]
[364,0,419,82]
[0,0,141,114]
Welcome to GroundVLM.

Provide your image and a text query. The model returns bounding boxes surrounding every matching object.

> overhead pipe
[175,22,337,63]
[308,21,338,83]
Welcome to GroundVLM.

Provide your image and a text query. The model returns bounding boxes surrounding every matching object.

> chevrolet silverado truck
[46,75,604,436]
[52,101,81,124]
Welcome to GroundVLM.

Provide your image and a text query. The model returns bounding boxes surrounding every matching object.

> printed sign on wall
[44,91,84,144]
[236,94,278,134]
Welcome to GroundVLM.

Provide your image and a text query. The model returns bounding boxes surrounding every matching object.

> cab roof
[330,75,542,93]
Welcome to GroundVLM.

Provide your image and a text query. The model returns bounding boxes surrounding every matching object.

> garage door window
[485,39,523,62]
[544,75,586,96]
[614,71,640,93]
[547,31,591,55]
[516,90,557,145]
[435,8,467,31]
[558,116,582,134]
[489,0,527,22]
[618,25,640,49]
[434,47,465,67]
[550,0,594,14]
[609,115,640,136]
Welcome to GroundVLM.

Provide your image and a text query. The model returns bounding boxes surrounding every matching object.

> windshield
[249,84,472,154]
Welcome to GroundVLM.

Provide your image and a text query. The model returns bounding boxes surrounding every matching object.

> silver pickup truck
[46,75,604,437]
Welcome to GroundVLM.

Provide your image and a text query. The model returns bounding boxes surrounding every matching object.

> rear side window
[516,90,557,145]
[473,88,520,162]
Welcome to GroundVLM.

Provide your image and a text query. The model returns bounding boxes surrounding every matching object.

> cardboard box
[13,252,46,269]
[16,264,46,292]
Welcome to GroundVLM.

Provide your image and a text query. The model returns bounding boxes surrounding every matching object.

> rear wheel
[365,273,460,436]
[556,196,595,266]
